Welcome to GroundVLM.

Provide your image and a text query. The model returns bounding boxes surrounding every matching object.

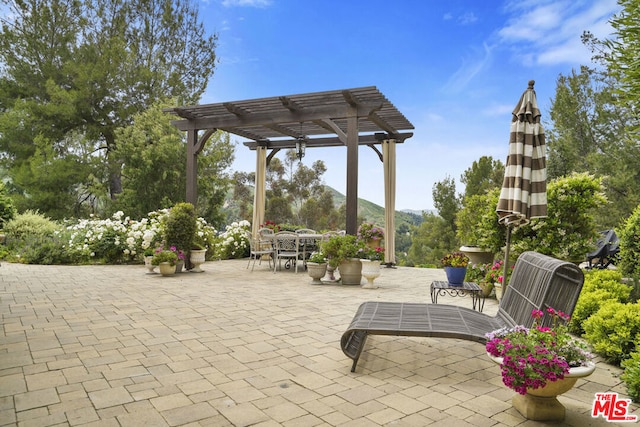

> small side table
[430,281,485,312]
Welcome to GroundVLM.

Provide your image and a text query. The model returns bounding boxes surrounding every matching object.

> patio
[0,260,635,426]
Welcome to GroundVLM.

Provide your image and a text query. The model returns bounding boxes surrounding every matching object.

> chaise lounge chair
[340,251,584,372]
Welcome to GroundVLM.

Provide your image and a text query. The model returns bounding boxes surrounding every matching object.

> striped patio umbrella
[496,80,547,286]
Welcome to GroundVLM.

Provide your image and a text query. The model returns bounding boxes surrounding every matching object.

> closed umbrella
[496,80,547,287]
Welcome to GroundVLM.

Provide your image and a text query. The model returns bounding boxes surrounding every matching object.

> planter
[478,281,493,298]
[489,354,596,421]
[158,262,176,276]
[144,255,157,274]
[459,246,494,265]
[175,259,184,273]
[325,264,337,282]
[494,282,503,302]
[338,258,362,285]
[307,262,327,285]
[360,259,381,289]
[444,266,467,285]
[366,238,382,250]
[189,249,207,273]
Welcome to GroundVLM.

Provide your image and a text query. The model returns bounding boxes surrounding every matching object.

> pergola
[166,86,414,264]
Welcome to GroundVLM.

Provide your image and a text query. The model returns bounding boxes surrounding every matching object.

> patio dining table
[265,233,325,272]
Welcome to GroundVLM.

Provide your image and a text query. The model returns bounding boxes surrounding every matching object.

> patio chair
[586,229,619,270]
[246,230,275,271]
[273,231,302,273]
[340,251,584,372]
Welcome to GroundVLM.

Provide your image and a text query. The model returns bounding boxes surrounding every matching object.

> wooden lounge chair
[340,251,584,372]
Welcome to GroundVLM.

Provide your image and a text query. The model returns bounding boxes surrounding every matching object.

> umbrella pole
[503,225,512,291]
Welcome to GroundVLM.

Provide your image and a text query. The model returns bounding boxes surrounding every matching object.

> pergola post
[345,105,359,235]
[186,129,198,205]
[383,139,396,266]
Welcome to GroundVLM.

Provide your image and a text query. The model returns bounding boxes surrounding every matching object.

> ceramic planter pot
[360,259,381,289]
[338,258,362,285]
[444,266,467,285]
[189,249,207,273]
[307,262,327,285]
[158,262,176,276]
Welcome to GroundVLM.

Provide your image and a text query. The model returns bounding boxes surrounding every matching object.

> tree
[406,212,456,266]
[0,0,218,217]
[113,102,234,225]
[546,66,639,228]
[460,156,504,200]
[605,0,640,126]
[432,175,460,233]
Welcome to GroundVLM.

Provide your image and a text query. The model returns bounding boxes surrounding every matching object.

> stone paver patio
[0,260,637,426]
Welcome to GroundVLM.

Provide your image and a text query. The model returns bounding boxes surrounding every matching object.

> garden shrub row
[1,208,250,265]
[571,269,640,402]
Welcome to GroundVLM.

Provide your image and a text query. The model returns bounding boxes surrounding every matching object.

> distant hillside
[327,186,423,229]
[223,185,425,230]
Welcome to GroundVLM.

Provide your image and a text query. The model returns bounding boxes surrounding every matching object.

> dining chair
[273,231,301,273]
[246,230,275,271]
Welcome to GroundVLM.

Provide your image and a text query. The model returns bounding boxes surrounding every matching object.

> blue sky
[196,0,620,211]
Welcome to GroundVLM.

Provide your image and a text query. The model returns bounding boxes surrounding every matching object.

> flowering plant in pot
[441,252,470,267]
[151,245,185,266]
[357,246,385,262]
[485,308,594,396]
[441,252,470,285]
[357,222,384,242]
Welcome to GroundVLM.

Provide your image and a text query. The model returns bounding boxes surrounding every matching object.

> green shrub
[619,204,640,279]
[165,202,197,253]
[0,183,16,229]
[570,270,632,334]
[583,301,640,365]
[4,210,60,242]
[511,173,606,261]
[455,189,505,254]
[19,233,76,264]
[621,350,640,403]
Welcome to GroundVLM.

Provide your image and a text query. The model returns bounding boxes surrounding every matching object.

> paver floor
[0,260,637,426]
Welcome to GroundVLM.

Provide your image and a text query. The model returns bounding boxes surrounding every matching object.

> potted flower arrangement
[485,259,514,301]
[358,246,385,288]
[151,245,184,276]
[441,252,470,285]
[306,251,327,285]
[357,222,384,248]
[486,307,594,421]
[465,262,492,297]
[320,234,364,285]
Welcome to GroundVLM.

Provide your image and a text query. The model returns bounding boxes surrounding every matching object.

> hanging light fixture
[295,136,306,161]
[295,122,306,161]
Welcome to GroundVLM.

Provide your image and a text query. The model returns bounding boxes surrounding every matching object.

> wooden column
[345,105,358,235]
[186,129,198,206]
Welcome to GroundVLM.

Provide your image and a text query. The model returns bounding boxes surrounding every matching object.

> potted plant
[143,247,156,274]
[320,234,364,285]
[486,308,595,421]
[357,222,384,248]
[465,262,492,297]
[358,246,385,288]
[164,202,197,271]
[151,245,181,276]
[306,251,327,285]
[440,252,470,285]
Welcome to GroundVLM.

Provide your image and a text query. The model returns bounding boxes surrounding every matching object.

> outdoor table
[297,233,324,268]
[430,281,485,312]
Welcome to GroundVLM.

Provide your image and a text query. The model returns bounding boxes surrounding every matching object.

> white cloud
[498,0,621,67]
[444,42,494,93]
